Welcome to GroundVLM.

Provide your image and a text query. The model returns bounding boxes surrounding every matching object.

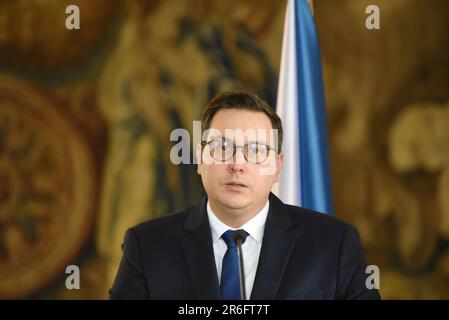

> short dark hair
[201,91,283,153]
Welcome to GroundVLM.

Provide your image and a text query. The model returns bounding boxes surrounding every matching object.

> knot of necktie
[221,229,249,249]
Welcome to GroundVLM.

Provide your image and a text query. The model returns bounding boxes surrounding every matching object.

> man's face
[197,108,284,218]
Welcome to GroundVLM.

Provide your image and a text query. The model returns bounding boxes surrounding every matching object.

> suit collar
[184,196,208,232]
[184,193,291,232]
[266,192,295,232]
[180,196,221,299]
[250,192,298,299]
[206,199,269,244]
[181,192,299,300]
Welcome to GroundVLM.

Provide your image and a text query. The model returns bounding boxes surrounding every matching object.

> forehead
[209,109,273,132]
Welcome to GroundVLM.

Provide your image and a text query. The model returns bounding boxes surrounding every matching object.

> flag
[272,0,334,215]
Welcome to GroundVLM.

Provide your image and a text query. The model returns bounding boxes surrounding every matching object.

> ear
[273,153,284,183]
[196,143,203,175]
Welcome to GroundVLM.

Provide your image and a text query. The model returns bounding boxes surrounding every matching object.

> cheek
[254,158,279,177]
[261,174,276,186]
[251,167,276,188]
[201,165,225,184]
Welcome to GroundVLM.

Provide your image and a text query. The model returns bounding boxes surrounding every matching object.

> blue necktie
[220,230,248,300]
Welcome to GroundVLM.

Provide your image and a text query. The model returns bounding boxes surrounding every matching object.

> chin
[218,196,251,210]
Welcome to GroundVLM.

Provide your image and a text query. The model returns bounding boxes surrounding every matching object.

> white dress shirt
[207,200,269,300]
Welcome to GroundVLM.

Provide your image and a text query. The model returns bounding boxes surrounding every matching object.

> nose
[228,147,246,173]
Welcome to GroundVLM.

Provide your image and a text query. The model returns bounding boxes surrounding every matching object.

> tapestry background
[0,0,448,299]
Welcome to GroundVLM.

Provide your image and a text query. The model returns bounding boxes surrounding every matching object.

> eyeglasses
[201,139,274,164]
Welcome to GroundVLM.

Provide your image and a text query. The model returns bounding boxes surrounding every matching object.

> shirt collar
[207,200,269,244]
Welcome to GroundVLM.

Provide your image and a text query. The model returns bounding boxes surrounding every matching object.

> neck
[208,200,267,228]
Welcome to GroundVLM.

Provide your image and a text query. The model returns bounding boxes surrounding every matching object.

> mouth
[224,181,248,189]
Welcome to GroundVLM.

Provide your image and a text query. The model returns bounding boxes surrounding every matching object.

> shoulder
[127,205,194,243]
[268,192,353,234]
[287,204,349,228]
[280,203,359,243]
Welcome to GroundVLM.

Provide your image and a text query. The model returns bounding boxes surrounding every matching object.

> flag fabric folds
[273,0,334,215]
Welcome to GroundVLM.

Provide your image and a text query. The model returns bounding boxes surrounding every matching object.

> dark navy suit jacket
[109,192,381,300]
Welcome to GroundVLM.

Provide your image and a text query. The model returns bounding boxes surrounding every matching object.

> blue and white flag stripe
[273,0,334,215]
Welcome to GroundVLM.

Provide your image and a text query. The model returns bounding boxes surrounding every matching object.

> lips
[225,181,247,188]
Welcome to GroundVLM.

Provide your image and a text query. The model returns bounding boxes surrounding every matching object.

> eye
[248,143,266,153]
[211,140,231,151]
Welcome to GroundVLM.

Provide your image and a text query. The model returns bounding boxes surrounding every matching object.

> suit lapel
[180,197,221,299]
[250,193,298,300]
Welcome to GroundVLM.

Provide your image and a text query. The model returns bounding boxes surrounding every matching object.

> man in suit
[109,91,381,300]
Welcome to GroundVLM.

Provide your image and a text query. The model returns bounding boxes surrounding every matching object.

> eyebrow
[208,137,268,145]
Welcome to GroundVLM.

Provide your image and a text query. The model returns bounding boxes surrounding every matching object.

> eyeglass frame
[200,138,275,164]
